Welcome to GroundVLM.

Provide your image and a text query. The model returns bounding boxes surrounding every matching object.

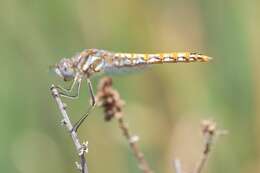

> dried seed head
[96,77,124,121]
[201,120,216,135]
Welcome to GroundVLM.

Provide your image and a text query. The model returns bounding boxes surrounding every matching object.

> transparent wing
[103,64,150,76]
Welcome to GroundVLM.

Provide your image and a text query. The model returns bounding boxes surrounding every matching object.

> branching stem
[51,85,88,173]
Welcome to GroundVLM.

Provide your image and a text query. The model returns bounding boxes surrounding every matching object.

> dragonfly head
[54,58,76,81]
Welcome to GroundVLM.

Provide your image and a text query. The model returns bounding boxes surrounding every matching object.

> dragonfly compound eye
[60,66,75,81]
[55,59,75,81]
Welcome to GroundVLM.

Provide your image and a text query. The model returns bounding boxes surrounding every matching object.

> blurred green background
[1,0,259,173]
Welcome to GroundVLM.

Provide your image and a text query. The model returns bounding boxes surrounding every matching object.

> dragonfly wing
[103,63,150,76]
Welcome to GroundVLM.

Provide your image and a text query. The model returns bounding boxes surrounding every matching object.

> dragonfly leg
[87,78,96,107]
[71,78,96,132]
[56,80,75,93]
[56,77,82,99]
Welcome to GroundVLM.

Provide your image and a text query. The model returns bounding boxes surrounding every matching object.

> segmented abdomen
[111,52,211,67]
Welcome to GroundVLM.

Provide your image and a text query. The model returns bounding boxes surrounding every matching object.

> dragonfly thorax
[80,55,105,76]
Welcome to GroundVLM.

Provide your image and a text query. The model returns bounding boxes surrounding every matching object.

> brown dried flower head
[201,120,216,135]
[95,77,125,121]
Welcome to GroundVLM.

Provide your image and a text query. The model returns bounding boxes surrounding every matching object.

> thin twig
[51,85,88,173]
[96,77,154,173]
[173,120,226,173]
[193,120,221,173]
[117,117,153,173]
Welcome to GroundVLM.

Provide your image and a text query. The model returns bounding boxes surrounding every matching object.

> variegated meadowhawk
[52,48,212,131]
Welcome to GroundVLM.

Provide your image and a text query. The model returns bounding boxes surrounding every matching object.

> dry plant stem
[193,143,211,173]
[117,117,153,173]
[95,77,154,173]
[193,121,216,173]
[173,120,223,173]
[51,85,88,173]
[193,149,209,173]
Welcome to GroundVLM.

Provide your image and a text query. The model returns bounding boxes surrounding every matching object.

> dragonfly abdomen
[112,52,211,67]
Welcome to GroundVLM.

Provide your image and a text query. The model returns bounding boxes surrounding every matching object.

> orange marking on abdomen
[159,53,164,60]
[185,52,190,61]
[143,54,148,61]
[172,52,178,60]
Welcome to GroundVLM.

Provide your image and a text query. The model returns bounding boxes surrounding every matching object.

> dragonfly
[52,48,212,132]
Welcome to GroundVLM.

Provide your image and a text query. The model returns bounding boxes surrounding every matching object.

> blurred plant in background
[0,0,259,173]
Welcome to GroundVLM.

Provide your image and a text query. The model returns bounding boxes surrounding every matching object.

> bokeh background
[0,0,259,173]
